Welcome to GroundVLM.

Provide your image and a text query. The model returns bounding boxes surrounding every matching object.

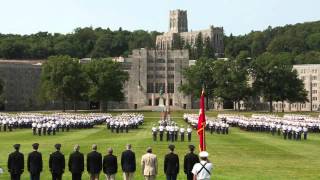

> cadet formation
[6,143,212,180]
[218,114,320,140]
[0,113,109,135]
[106,113,144,133]
[183,113,230,135]
[151,116,193,142]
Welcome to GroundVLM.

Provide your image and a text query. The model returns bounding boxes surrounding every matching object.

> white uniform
[192,161,213,180]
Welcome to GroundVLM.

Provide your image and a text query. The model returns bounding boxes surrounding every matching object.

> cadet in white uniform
[192,151,213,180]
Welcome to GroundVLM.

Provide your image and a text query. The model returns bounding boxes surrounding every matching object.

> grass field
[0,111,320,180]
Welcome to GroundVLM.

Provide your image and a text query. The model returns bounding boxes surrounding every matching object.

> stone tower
[169,10,188,33]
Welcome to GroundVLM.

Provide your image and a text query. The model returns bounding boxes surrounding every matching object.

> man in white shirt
[192,151,213,180]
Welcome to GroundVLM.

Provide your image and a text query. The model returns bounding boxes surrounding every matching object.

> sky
[0,0,319,35]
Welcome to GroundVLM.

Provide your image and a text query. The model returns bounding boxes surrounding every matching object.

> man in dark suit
[121,144,136,180]
[8,144,24,180]
[68,144,84,180]
[184,145,199,180]
[87,144,102,180]
[27,143,43,180]
[49,144,65,180]
[164,144,179,180]
[103,148,118,180]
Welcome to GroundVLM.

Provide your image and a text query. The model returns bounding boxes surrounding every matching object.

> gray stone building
[0,60,43,110]
[122,48,191,109]
[0,48,191,111]
[156,9,224,57]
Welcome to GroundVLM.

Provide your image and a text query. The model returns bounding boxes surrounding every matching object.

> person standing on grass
[164,144,179,180]
[49,144,65,180]
[121,144,136,180]
[141,147,158,180]
[27,143,43,180]
[68,144,84,180]
[87,144,102,180]
[192,151,213,180]
[8,144,24,180]
[103,148,118,180]
[184,145,199,180]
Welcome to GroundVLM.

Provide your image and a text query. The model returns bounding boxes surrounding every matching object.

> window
[147,83,154,93]
[312,97,317,101]
[312,83,317,87]
[301,76,305,80]
[155,74,165,78]
[148,67,154,70]
[155,66,165,71]
[147,74,154,79]
[312,76,317,80]
[168,74,174,79]
[168,83,174,93]
[167,60,174,63]
[155,83,165,93]
[156,59,165,63]
[168,66,175,71]
[313,90,317,94]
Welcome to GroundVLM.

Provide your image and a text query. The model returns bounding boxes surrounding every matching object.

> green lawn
[0,111,320,180]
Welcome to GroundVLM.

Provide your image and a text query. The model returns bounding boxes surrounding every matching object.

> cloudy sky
[0,0,319,35]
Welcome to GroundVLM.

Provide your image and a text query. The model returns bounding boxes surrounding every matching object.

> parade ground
[1,111,320,180]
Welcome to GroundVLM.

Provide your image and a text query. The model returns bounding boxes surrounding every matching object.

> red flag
[197,89,206,151]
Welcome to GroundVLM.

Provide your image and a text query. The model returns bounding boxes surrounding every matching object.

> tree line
[39,56,128,111]
[0,27,160,59]
[224,21,320,63]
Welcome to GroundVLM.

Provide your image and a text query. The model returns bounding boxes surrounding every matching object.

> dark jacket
[68,151,84,174]
[49,151,65,174]
[87,151,102,174]
[27,151,43,174]
[103,154,118,175]
[164,152,179,175]
[121,150,136,172]
[7,151,24,175]
[184,152,199,174]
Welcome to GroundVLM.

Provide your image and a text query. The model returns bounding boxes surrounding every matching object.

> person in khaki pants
[141,147,158,180]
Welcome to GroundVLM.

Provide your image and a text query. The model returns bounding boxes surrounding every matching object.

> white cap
[199,151,209,158]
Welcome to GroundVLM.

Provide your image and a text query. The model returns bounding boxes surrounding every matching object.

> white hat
[199,151,209,158]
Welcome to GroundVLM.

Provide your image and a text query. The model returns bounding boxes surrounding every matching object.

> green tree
[203,37,215,58]
[172,33,184,50]
[40,55,88,111]
[306,33,320,50]
[180,57,215,109]
[91,33,113,58]
[195,32,203,59]
[250,53,307,112]
[84,59,129,111]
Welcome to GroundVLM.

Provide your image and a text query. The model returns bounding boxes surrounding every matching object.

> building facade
[156,10,224,57]
[270,64,320,112]
[123,49,191,109]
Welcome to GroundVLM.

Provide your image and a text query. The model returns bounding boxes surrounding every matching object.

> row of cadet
[151,122,193,142]
[218,114,318,140]
[183,114,230,135]
[0,113,109,135]
[5,143,212,180]
[105,113,144,133]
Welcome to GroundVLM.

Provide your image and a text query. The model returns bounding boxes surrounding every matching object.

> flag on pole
[197,89,206,151]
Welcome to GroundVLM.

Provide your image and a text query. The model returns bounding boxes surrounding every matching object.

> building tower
[169,10,188,33]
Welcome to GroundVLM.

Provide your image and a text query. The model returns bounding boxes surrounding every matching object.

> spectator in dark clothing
[121,144,136,180]
[87,144,102,180]
[164,144,179,180]
[184,145,199,180]
[7,144,24,180]
[103,148,118,180]
[27,143,43,180]
[68,144,84,180]
[49,144,65,180]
